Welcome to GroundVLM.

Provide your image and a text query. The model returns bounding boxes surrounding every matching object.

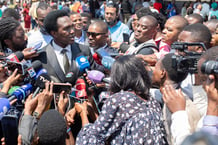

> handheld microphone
[87,70,110,84]
[0,98,11,119]
[8,84,33,101]
[101,56,115,70]
[32,74,51,98]
[8,86,20,95]
[65,72,77,86]
[75,78,88,99]
[76,56,90,73]
[6,51,24,62]
[93,53,102,65]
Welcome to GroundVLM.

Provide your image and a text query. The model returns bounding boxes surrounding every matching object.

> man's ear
[160,69,167,85]
[50,31,57,39]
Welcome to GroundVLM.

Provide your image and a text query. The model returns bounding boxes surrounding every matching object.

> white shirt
[52,41,72,74]
[27,30,53,50]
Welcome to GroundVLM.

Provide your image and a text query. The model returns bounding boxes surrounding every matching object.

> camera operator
[177,23,212,116]
[162,46,218,145]
[152,53,201,145]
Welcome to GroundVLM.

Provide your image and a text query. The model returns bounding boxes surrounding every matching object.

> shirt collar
[52,40,71,54]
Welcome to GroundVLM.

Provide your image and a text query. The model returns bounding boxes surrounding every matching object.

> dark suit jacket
[33,41,94,84]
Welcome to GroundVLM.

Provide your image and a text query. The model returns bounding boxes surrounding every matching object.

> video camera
[201,59,218,74]
[171,42,207,74]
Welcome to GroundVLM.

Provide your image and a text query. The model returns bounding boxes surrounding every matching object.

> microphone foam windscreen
[32,60,42,72]
[35,73,51,89]
[14,51,24,61]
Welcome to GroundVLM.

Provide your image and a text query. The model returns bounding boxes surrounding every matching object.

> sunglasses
[87,32,106,38]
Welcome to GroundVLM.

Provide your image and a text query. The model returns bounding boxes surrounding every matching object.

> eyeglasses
[87,32,106,38]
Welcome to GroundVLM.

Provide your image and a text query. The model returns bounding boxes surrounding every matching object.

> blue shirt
[108,21,130,43]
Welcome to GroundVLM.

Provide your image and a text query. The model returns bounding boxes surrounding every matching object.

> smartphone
[1,115,19,145]
[123,33,130,44]
[52,83,72,94]
[7,61,25,75]
[32,42,43,53]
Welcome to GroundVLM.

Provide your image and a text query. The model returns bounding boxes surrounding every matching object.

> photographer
[152,53,201,144]
[162,46,218,145]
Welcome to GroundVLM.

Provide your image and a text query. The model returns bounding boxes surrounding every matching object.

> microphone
[101,56,115,70]
[87,70,110,84]
[6,51,24,62]
[93,53,102,65]
[8,84,33,101]
[75,78,88,99]
[8,86,20,95]
[65,72,77,86]
[32,74,51,98]
[76,56,90,73]
[119,43,130,53]
[0,98,11,119]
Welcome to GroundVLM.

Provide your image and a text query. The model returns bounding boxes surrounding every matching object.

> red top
[154,2,162,13]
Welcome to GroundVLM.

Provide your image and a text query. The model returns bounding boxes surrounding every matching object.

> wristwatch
[32,111,40,119]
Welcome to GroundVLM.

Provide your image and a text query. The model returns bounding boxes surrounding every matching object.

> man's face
[87,25,107,49]
[11,25,26,51]
[36,7,52,28]
[81,16,90,31]
[178,31,204,53]
[134,17,156,43]
[70,14,83,31]
[131,14,138,31]
[105,7,117,26]
[162,19,180,45]
[52,16,74,47]
[152,60,164,87]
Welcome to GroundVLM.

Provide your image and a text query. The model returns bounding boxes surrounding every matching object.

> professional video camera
[171,42,207,74]
[201,59,218,74]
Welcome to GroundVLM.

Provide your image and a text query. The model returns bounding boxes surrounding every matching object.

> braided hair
[0,17,20,52]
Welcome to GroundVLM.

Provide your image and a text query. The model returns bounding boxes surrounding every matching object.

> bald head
[186,13,204,24]
[168,16,189,31]
[90,20,108,33]
[204,19,218,34]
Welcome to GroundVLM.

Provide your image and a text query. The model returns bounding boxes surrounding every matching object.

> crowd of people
[0,0,217,145]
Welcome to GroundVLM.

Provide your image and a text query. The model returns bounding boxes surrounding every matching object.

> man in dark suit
[34,10,93,83]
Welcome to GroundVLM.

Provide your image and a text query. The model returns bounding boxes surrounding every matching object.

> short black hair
[38,110,67,145]
[106,1,119,15]
[110,55,151,100]
[44,10,69,35]
[200,46,218,62]
[2,8,20,20]
[187,13,204,24]
[136,7,152,19]
[0,17,20,50]
[81,12,91,21]
[182,23,212,49]
[161,53,188,83]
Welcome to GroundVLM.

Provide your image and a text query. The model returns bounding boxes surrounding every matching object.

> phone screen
[123,33,130,44]
[52,83,72,94]
[33,42,43,51]
[7,61,24,75]
[1,116,19,145]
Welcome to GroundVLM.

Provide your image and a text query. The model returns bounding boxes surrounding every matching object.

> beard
[11,40,27,51]
[106,19,117,26]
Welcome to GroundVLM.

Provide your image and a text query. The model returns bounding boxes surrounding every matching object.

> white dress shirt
[52,41,72,74]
